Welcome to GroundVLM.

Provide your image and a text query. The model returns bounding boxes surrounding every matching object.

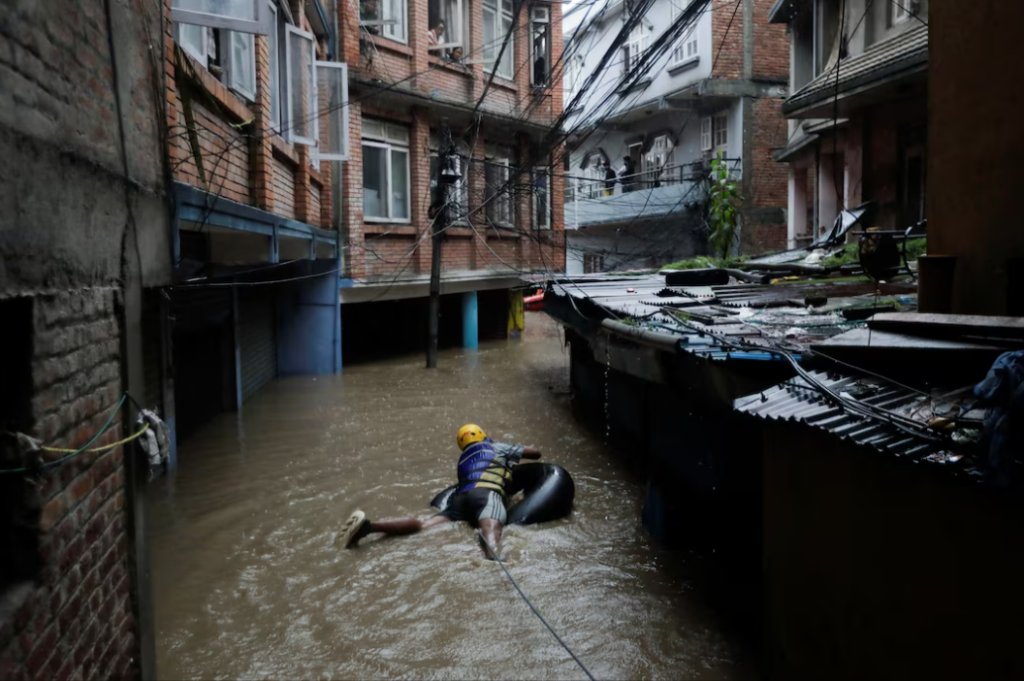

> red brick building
[337,0,566,358]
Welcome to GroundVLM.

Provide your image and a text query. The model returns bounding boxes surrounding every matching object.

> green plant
[707,152,740,259]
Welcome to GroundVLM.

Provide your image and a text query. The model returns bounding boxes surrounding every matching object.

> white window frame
[669,0,699,67]
[567,54,583,93]
[225,31,257,101]
[427,0,466,53]
[285,24,317,146]
[315,62,350,162]
[712,113,728,150]
[530,5,551,87]
[483,0,514,80]
[485,152,513,226]
[171,0,267,34]
[362,120,411,222]
[700,116,713,151]
[891,0,911,25]
[361,0,408,43]
[623,24,649,75]
[533,166,550,230]
[176,22,213,65]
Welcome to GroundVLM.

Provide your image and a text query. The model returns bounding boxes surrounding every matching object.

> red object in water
[523,289,545,310]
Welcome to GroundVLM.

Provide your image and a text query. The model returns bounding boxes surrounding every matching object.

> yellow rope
[40,424,151,454]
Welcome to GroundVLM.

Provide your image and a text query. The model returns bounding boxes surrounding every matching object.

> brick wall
[742,95,788,253]
[339,0,566,281]
[0,291,137,680]
[164,0,333,231]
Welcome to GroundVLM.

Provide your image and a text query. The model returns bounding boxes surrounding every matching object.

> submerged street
[148,313,751,680]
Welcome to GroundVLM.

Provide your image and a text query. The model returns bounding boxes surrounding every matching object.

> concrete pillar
[788,167,807,249]
[817,154,839,239]
[462,290,478,350]
[277,270,341,374]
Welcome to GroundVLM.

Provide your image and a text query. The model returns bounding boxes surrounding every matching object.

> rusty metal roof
[733,370,972,467]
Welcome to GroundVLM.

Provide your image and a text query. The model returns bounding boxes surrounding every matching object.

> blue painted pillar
[462,291,478,350]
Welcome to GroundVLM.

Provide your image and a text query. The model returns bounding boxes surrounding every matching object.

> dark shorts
[438,488,507,526]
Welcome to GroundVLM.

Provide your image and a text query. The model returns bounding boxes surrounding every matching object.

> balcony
[564,163,710,229]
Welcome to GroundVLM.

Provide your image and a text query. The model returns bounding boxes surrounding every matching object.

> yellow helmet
[456,423,487,450]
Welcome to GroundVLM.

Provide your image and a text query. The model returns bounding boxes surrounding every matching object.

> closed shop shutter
[239,292,276,401]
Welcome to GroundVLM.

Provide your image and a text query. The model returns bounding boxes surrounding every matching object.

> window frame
[623,23,649,75]
[171,0,267,35]
[700,116,713,151]
[483,0,514,80]
[224,30,257,101]
[314,62,350,162]
[668,0,699,67]
[530,5,551,87]
[427,0,466,54]
[485,151,514,227]
[533,165,550,230]
[362,120,412,223]
[285,24,318,147]
[712,113,728,150]
[891,0,911,25]
[360,0,408,43]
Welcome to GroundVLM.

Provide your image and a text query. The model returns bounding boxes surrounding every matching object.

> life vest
[456,439,512,495]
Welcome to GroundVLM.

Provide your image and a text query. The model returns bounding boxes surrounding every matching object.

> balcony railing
[564,160,739,229]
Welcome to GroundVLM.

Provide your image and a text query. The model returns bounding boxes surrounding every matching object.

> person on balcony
[603,161,616,196]
[620,156,637,192]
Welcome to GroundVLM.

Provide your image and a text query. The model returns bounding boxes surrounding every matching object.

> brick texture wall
[339,0,566,281]
[165,0,329,229]
[0,291,137,680]
[743,95,788,253]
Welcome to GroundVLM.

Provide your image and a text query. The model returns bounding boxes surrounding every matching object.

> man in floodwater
[340,423,541,559]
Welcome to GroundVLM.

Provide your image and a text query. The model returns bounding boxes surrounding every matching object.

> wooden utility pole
[427,127,459,368]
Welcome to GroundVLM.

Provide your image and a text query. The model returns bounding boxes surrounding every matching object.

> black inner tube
[430,463,575,525]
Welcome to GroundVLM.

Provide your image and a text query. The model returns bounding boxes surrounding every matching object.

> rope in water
[482,535,597,681]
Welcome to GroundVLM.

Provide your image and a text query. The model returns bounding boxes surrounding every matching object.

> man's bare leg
[342,510,449,548]
[477,518,503,560]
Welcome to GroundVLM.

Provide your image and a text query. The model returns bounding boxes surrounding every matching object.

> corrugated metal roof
[783,24,928,115]
[733,370,970,467]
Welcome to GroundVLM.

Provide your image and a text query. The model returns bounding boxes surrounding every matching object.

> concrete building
[562,0,789,274]
[0,1,173,677]
[164,0,345,441]
[337,0,566,360]
[769,0,928,249]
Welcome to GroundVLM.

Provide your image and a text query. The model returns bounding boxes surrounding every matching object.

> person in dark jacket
[619,156,637,192]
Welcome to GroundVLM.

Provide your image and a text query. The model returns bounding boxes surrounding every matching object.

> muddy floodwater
[149,312,752,680]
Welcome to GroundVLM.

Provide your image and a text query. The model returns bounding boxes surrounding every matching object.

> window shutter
[315,62,349,161]
[700,117,712,151]
[285,25,317,146]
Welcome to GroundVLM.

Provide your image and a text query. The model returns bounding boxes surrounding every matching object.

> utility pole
[427,126,460,368]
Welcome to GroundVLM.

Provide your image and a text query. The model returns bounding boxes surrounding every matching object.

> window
[533,167,550,230]
[362,119,410,221]
[891,0,911,25]
[174,22,256,102]
[226,31,256,100]
[623,24,649,75]
[430,134,470,223]
[485,149,513,226]
[483,0,514,79]
[669,0,698,66]
[286,24,317,146]
[700,116,712,151]
[172,0,266,34]
[268,2,282,130]
[361,0,408,43]
[530,6,551,87]
[713,113,728,149]
[583,253,604,273]
[428,0,465,58]
[315,62,349,161]
[644,134,673,185]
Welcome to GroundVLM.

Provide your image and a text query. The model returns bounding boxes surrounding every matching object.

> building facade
[563,0,789,274]
[769,0,928,249]
[0,1,173,677]
[337,0,566,360]
[164,0,346,440]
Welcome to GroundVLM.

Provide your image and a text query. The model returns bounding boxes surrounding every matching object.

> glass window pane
[287,26,315,144]
[390,149,409,219]
[317,63,349,160]
[268,11,279,128]
[363,145,387,218]
[175,0,257,21]
[230,31,256,98]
